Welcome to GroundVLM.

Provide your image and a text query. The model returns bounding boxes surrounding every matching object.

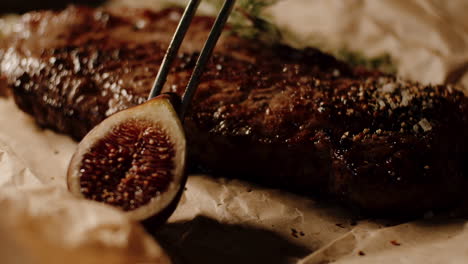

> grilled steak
[1,6,467,215]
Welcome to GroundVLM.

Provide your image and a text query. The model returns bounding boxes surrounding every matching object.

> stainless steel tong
[148,0,236,118]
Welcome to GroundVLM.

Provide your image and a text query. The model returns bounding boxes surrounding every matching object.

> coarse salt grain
[418,118,432,132]
[381,83,396,93]
[400,90,413,107]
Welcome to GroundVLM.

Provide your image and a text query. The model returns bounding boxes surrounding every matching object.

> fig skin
[67,94,187,225]
[144,93,187,227]
[144,93,186,229]
[142,169,187,230]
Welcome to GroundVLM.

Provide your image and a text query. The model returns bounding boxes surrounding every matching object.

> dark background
[0,0,105,14]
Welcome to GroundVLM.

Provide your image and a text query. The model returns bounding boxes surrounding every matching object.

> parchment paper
[1,0,468,263]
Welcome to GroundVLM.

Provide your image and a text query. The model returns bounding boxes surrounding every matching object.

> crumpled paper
[269,0,468,92]
[1,0,468,263]
[0,100,171,264]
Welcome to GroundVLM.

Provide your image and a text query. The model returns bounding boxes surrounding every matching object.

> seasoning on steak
[1,6,467,215]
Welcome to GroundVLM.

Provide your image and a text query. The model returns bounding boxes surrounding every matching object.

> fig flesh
[67,95,186,222]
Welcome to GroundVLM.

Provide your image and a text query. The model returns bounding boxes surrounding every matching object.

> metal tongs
[148,0,236,118]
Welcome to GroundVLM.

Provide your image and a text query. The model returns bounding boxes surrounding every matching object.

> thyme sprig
[205,0,281,43]
[215,0,396,73]
[336,49,397,74]
[163,0,397,73]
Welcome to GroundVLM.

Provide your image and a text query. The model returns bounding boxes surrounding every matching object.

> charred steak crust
[1,6,467,215]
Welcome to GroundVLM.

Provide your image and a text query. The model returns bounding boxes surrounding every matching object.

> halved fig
[67,94,186,223]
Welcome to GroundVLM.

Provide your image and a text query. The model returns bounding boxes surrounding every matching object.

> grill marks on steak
[1,6,468,215]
